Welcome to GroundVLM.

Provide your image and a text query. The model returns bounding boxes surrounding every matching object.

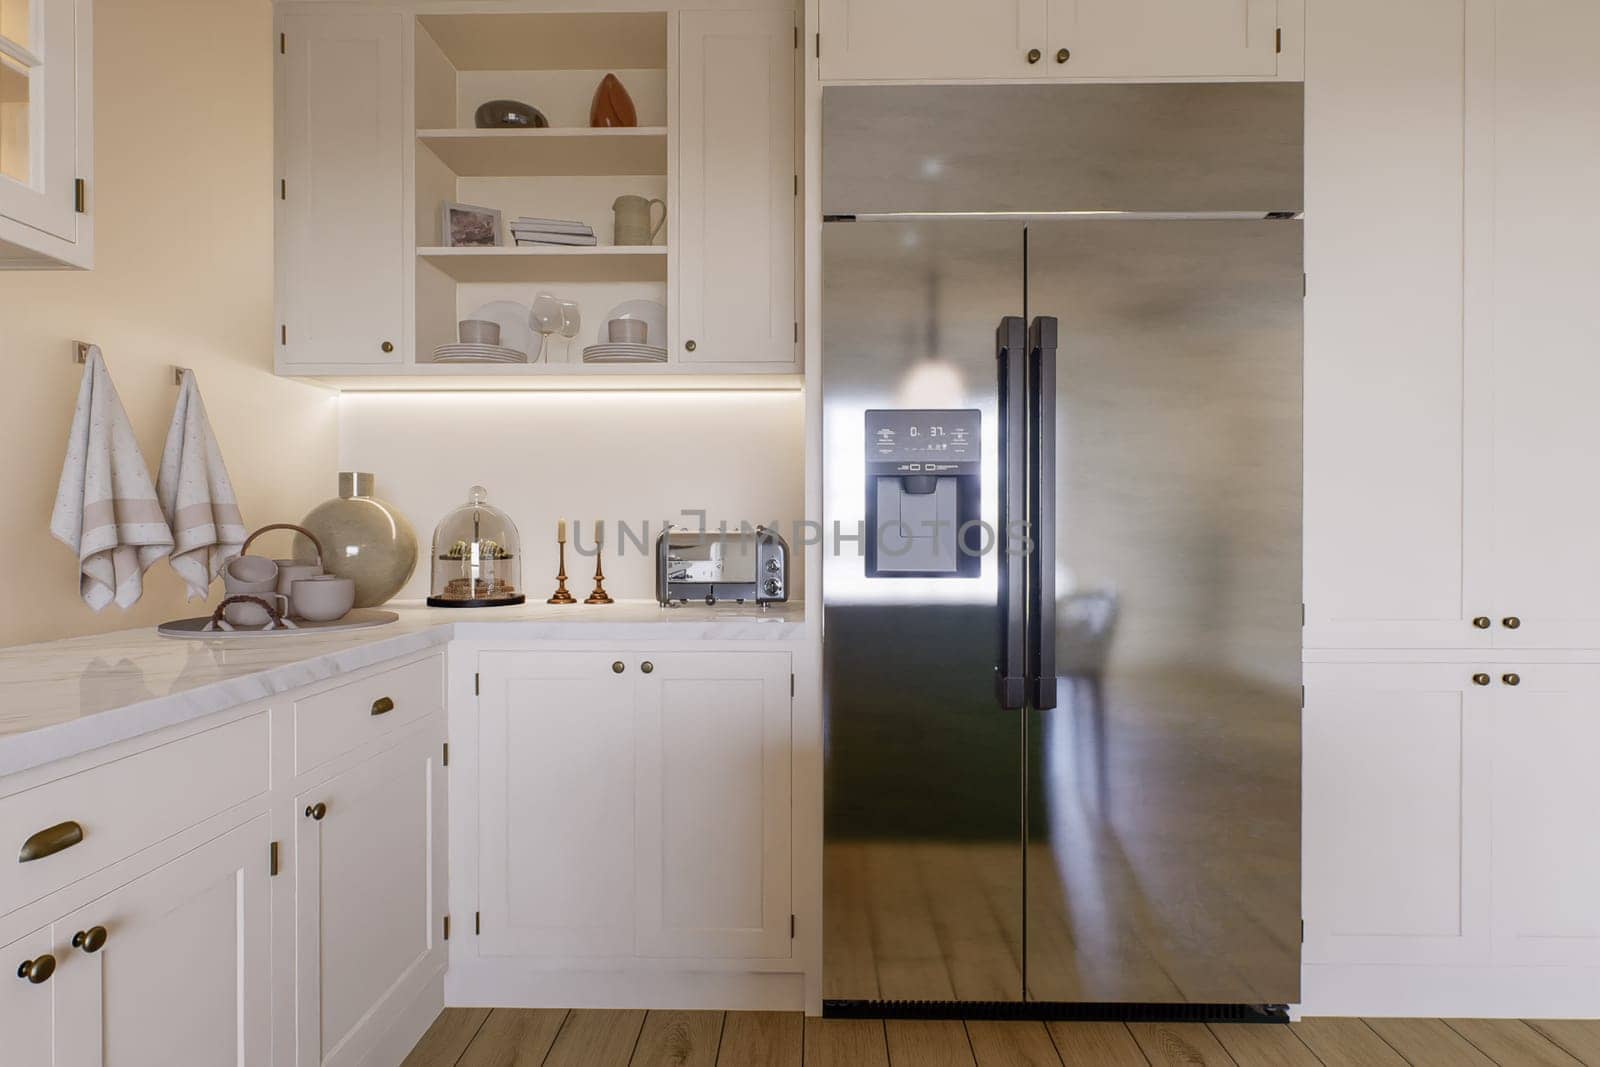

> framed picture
[441,201,503,247]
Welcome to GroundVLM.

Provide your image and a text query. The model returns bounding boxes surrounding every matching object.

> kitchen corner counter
[0,601,806,779]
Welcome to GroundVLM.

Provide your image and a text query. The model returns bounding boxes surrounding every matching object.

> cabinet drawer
[294,654,443,775]
[0,713,269,918]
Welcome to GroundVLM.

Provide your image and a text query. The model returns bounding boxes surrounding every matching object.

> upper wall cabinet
[673,9,796,367]
[1304,0,1600,650]
[817,0,1290,82]
[0,0,91,269]
[276,10,408,370]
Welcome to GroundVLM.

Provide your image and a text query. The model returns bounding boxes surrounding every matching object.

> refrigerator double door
[822,217,1302,1006]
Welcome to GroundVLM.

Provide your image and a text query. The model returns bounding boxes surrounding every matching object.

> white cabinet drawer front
[0,713,269,918]
[0,924,58,1067]
[1302,664,1490,965]
[294,654,443,776]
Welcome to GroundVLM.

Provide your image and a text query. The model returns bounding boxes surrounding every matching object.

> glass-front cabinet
[0,0,91,269]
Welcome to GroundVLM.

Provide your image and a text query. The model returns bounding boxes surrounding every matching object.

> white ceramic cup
[225,554,278,585]
[274,561,323,600]
[290,575,356,622]
[608,318,648,344]
[458,319,501,345]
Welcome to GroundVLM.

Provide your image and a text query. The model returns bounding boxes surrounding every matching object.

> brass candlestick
[584,523,614,605]
[547,522,577,605]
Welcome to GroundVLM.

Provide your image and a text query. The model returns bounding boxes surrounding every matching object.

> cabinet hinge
[794,321,799,343]
[1302,273,1307,297]
[790,914,796,938]
[442,742,449,767]
[269,841,279,877]
[794,25,799,49]
[74,178,85,214]
[1300,685,1305,709]
[280,32,286,55]
[1300,919,1305,943]
[280,324,287,345]
[791,673,795,696]
[1276,27,1283,54]
[1300,602,1306,626]
[794,173,799,196]
[474,673,480,695]
[815,33,820,59]
[443,915,450,941]
[280,179,286,201]
[475,911,481,935]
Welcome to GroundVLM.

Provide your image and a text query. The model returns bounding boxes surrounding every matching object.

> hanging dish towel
[50,347,174,611]
[157,369,246,600]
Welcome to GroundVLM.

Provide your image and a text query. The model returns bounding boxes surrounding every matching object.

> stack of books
[509,216,597,247]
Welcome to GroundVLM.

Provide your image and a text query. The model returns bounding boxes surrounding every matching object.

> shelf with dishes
[417,245,667,283]
[417,127,668,177]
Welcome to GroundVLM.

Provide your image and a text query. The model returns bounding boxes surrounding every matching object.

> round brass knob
[1056,48,1071,63]
[1502,673,1521,686]
[305,802,327,821]
[684,340,697,353]
[1472,616,1491,629]
[72,926,107,954]
[641,661,654,674]
[1502,616,1521,629]
[17,955,55,984]
[1471,673,1491,687]
[1026,48,1042,63]
[612,661,625,674]
[380,341,394,353]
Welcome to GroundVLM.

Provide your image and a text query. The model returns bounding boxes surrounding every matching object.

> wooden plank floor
[403,1011,1600,1066]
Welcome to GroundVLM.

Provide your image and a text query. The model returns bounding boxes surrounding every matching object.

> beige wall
[0,0,337,646]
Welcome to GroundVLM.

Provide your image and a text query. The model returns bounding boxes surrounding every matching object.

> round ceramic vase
[296,472,418,608]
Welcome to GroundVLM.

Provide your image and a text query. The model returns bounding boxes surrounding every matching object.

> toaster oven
[655,524,789,606]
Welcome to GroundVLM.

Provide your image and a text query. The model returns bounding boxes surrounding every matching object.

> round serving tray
[157,609,399,639]
[424,595,527,609]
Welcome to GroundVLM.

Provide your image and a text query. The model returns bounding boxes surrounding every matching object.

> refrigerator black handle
[1028,316,1058,710]
[995,315,1028,710]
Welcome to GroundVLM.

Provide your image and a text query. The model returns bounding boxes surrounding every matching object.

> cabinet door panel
[478,652,635,957]
[277,12,405,367]
[675,10,796,366]
[817,0,1044,81]
[54,817,272,1067]
[1302,664,1490,965]
[1302,0,1488,649]
[0,925,59,1067]
[0,0,78,241]
[635,652,792,959]
[1487,3,1600,649]
[1048,0,1277,78]
[1491,666,1600,964]
[296,731,439,1067]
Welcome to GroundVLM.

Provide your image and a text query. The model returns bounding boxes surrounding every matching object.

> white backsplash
[338,390,805,603]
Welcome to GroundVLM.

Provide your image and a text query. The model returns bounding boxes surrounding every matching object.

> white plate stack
[433,343,528,363]
[582,343,668,364]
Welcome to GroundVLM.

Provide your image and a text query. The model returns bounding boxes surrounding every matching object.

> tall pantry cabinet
[1301,0,1600,1014]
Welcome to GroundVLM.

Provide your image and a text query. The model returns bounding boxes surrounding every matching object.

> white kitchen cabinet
[0,924,60,1066]
[293,724,443,1067]
[817,0,1284,82]
[673,9,797,367]
[0,0,91,269]
[475,649,793,962]
[275,9,407,369]
[1489,665,1600,966]
[52,816,272,1067]
[1302,662,1491,966]
[635,652,791,959]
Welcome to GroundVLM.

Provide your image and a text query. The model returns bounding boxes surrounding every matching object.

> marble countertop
[0,600,806,779]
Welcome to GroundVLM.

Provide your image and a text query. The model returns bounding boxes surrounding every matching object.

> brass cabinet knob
[371,696,395,716]
[381,341,394,353]
[16,955,54,984]
[305,802,327,821]
[72,926,107,954]
[1471,673,1491,686]
[641,661,654,674]
[1056,48,1071,63]
[1502,616,1521,629]
[684,340,697,352]
[612,661,625,674]
[1502,672,1521,686]
[1026,48,1042,63]
[1472,616,1491,629]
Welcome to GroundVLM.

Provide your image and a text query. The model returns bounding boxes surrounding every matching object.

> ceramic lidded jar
[426,486,526,608]
[295,472,419,608]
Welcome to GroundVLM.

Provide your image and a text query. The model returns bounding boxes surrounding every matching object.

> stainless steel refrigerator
[821,84,1304,1019]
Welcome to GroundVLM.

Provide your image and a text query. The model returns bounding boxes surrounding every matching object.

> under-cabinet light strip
[337,386,803,398]
[828,210,1302,222]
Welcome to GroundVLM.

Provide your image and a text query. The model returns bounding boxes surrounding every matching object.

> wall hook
[173,366,187,386]
[73,340,91,364]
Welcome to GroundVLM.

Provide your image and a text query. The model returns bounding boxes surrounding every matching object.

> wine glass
[528,293,562,365]
[558,300,582,363]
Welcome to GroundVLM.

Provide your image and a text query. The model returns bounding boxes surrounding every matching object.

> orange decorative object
[589,73,638,128]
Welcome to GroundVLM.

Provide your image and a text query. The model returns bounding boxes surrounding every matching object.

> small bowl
[607,318,648,344]
[290,576,356,622]
[459,319,501,345]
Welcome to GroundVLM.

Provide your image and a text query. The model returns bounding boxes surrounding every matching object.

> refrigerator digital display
[866,409,980,463]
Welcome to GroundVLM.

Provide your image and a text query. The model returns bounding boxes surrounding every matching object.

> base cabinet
[0,924,62,1067]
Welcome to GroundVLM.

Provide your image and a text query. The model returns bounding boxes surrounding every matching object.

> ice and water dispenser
[864,409,982,577]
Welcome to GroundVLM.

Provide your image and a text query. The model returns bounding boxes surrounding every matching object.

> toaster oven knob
[764,579,782,597]
[766,558,782,573]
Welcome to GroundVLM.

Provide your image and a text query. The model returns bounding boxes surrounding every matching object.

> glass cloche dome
[426,486,526,608]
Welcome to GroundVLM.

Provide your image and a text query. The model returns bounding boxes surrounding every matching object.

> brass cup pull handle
[1471,673,1491,687]
[306,802,327,821]
[1502,673,1521,686]
[1472,616,1491,629]
[1056,47,1071,63]
[1502,616,1521,629]
[641,661,654,674]
[17,955,55,984]
[19,820,84,863]
[72,926,107,954]
[1026,47,1042,63]
[371,696,395,716]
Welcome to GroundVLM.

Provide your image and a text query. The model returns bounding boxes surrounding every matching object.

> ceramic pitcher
[612,195,666,246]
